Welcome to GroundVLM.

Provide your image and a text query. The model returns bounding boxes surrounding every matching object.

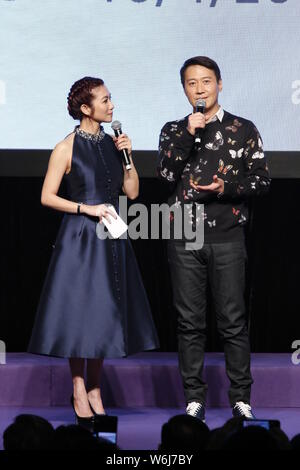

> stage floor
[0,352,299,449]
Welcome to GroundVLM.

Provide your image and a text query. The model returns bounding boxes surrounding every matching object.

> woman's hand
[83,204,117,223]
[113,134,132,156]
[112,133,139,199]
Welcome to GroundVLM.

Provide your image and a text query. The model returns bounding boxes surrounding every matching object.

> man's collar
[183,107,224,126]
[215,106,224,122]
[207,106,224,123]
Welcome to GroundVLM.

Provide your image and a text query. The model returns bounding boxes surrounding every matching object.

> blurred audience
[52,424,118,451]
[3,414,54,450]
[2,412,297,452]
[159,414,210,452]
[290,434,300,451]
[3,415,118,451]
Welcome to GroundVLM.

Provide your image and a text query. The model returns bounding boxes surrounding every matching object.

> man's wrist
[217,179,225,197]
[186,126,195,136]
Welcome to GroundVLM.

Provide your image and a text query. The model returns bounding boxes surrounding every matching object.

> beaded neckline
[75,125,105,143]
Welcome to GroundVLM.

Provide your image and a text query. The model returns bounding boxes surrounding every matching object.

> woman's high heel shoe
[87,397,106,417]
[70,395,95,432]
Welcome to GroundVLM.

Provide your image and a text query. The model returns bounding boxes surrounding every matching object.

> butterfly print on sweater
[205,131,224,151]
[225,119,242,133]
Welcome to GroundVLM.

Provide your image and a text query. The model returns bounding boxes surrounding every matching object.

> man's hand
[190,175,224,194]
[187,112,206,136]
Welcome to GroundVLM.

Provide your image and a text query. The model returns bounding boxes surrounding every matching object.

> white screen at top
[0,0,299,151]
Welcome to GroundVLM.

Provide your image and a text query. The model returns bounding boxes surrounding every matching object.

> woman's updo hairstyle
[67,76,104,120]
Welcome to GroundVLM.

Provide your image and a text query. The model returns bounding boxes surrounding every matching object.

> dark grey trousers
[167,240,253,407]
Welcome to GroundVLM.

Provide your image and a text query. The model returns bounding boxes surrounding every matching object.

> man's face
[183,65,222,113]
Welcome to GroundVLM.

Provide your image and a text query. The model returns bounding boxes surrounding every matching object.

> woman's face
[81,85,114,123]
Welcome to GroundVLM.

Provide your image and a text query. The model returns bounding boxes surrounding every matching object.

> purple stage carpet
[0,352,299,449]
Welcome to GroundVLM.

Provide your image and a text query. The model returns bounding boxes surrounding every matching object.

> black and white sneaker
[186,401,205,422]
[232,401,255,419]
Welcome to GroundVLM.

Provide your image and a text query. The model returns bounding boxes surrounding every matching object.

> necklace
[75,125,105,143]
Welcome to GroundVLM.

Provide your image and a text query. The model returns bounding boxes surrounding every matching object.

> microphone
[111,120,132,170]
[195,99,206,144]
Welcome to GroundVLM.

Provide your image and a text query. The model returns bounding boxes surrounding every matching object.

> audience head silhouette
[3,414,54,450]
[159,414,210,452]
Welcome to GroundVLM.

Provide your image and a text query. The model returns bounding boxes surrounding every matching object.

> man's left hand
[190,175,224,193]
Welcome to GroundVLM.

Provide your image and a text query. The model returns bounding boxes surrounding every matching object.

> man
[158,56,270,421]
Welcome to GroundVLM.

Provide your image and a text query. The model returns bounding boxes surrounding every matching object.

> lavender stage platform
[0,352,300,449]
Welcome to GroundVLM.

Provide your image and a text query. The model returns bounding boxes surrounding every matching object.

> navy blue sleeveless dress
[28,127,159,358]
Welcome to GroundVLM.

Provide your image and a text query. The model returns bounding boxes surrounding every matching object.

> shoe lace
[235,401,253,418]
[186,402,203,415]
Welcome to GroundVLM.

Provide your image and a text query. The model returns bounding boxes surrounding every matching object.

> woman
[28,76,159,429]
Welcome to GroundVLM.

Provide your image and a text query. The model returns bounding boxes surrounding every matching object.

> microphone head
[111,120,122,131]
[196,99,206,109]
[195,99,206,110]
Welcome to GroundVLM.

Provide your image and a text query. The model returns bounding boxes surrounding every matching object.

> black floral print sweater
[158,110,271,243]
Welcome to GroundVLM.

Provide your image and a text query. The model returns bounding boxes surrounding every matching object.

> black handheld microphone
[111,120,132,170]
[195,99,206,144]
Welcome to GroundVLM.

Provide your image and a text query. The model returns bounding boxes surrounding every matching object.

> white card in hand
[96,205,128,239]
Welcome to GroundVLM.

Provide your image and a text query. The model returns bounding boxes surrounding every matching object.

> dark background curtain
[1,176,299,353]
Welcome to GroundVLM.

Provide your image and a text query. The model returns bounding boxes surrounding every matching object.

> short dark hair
[3,414,54,450]
[180,56,221,86]
[67,76,104,120]
[160,415,210,452]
